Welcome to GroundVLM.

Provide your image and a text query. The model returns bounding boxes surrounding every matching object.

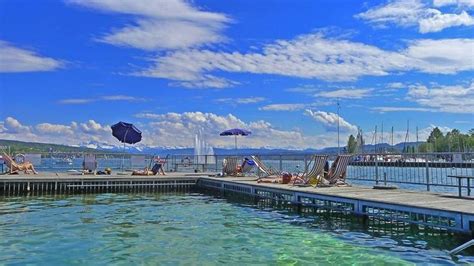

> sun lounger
[324,155,352,185]
[222,157,241,176]
[82,154,98,175]
[251,156,280,177]
[241,158,256,175]
[291,155,328,186]
[1,152,38,174]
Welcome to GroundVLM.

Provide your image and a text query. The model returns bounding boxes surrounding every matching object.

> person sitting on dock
[132,157,166,176]
[1,152,38,175]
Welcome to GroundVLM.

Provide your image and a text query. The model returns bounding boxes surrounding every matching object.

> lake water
[1,191,472,265]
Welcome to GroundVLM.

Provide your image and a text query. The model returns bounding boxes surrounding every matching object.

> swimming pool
[0,191,472,265]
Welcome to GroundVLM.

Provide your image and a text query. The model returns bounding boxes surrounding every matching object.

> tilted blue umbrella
[220,128,251,150]
[111,122,142,144]
[111,122,142,171]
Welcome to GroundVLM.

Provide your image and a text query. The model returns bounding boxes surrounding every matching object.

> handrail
[449,239,474,255]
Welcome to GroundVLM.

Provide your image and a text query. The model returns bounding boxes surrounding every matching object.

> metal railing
[1,151,473,195]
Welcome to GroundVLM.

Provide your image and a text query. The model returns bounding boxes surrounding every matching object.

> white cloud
[404,38,474,74]
[58,95,146,104]
[419,10,474,33]
[216,97,266,105]
[139,33,474,88]
[69,0,231,51]
[356,0,474,33]
[362,124,452,145]
[371,106,434,113]
[0,117,113,145]
[0,41,62,73]
[433,0,474,8]
[316,89,373,99]
[4,117,32,134]
[136,111,309,148]
[259,104,308,111]
[387,82,406,89]
[304,110,358,132]
[356,0,424,27]
[406,82,474,113]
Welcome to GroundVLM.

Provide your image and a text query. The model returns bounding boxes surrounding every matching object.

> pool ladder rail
[449,239,474,255]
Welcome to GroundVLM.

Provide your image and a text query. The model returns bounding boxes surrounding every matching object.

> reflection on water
[0,191,473,265]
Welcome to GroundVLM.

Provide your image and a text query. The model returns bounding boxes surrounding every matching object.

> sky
[0,0,473,149]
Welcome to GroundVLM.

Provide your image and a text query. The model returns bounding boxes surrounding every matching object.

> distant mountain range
[0,139,424,155]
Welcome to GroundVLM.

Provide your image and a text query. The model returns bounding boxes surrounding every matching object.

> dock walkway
[199,176,474,234]
[1,173,473,234]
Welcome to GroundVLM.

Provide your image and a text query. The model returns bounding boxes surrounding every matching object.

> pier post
[304,156,308,173]
[375,160,379,185]
[279,155,283,171]
[425,158,430,191]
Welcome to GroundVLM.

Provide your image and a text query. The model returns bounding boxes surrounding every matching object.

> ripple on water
[0,193,472,265]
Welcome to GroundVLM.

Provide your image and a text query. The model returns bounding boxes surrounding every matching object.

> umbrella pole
[235,135,237,151]
[121,129,129,172]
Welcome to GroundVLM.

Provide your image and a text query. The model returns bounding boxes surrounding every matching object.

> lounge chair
[240,158,256,175]
[1,152,38,174]
[82,154,97,175]
[324,155,352,185]
[221,157,241,176]
[251,156,280,177]
[133,155,168,176]
[291,155,328,186]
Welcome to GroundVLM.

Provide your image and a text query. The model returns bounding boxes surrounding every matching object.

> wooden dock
[1,173,473,234]
[198,176,474,234]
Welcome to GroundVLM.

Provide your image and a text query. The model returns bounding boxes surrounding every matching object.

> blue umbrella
[111,122,142,171]
[220,128,251,150]
[111,122,142,144]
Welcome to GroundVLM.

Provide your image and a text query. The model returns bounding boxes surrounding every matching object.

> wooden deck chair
[251,156,280,177]
[82,154,97,175]
[291,155,328,186]
[324,155,352,185]
[222,157,240,176]
[240,158,255,176]
[1,152,38,174]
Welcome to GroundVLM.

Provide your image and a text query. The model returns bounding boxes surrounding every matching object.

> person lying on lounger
[132,157,166,176]
[1,152,38,175]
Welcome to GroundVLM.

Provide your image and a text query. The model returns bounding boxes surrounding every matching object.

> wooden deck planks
[204,177,474,215]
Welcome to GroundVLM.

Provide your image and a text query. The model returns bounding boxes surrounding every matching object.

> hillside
[0,139,101,154]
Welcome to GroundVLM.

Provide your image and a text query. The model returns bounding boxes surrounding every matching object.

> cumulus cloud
[419,10,474,33]
[0,114,456,150]
[4,117,32,134]
[136,111,310,148]
[316,89,373,99]
[406,82,474,113]
[356,0,474,33]
[0,117,113,145]
[69,0,231,51]
[0,41,62,73]
[138,33,474,88]
[304,110,357,132]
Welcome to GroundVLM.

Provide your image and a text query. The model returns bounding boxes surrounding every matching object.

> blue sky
[0,0,473,149]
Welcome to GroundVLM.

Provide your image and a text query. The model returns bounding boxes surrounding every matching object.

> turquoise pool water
[0,192,472,265]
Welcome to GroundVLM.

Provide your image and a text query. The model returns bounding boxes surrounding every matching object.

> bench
[448,175,474,197]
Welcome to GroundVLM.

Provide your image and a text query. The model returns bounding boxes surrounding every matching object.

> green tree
[347,135,357,154]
